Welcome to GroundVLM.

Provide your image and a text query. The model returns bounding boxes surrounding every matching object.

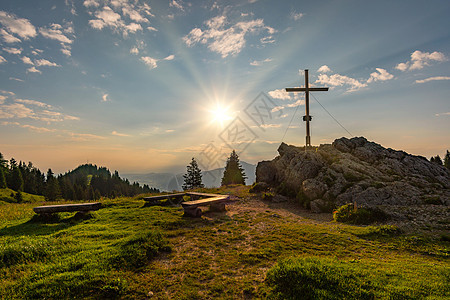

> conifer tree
[430,155,443,165]
[221,150,246,186]
[10,166,24,191]
[0,167,6,189]
[45,169,61,201]
[182,157,204,190]
[444,150,450,169]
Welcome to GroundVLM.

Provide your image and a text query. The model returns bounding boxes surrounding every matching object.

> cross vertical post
[286,69,328,148]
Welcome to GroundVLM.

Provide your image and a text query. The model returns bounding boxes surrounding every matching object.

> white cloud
[0,11,37,41]
[163,54,175,60]
[102,93,110,102]
[9,77,23,82]
[367,68,394,83]
[39,23,74,56]
[21,124,56,133]
[268,89,291,100]
[21,56,33,65]
[69,132,106,141]
[112,130,130,137]
[31,48,43,56]
[16,99,52,108]
[316,73,367,92]
[83,0,100,7]
[396,50,447,71]
[416,76,450,84]
[0,55,5,64]
[86,1,152,36]
[290,12,304,20]
[287,99,304,107]
[141,56,157,69]
[183,15,274,58]
[271,106,284,112]
[130,47,139,54]
[250,58,272,66]
[27,66,41,74]
[147,26,158,31]
[35,59,61,67]
[3,47,22,54]
[0,103,35,118]
[169,0,184,11]
[40,24,73,44]
[0,29,21,43]
[317,65,331,73]
[260,124,281,129]
[0,95,6,104]
[435,112,450,117]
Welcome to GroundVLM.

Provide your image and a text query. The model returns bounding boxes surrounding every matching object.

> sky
[0,0,449,175]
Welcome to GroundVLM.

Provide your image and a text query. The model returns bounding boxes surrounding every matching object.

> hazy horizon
[1,0,449,175]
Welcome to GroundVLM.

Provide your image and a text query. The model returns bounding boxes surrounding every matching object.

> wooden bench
[33,202,102,215]
[144,192,230,217]
[181,195,229,217]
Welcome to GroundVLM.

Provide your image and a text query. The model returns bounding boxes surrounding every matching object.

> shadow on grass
[0,212,94,237]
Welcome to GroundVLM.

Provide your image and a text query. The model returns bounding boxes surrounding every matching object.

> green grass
[0,187,448,299]
[0,188,45,204]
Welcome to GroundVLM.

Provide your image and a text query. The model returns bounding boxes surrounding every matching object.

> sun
[209,104,233,127]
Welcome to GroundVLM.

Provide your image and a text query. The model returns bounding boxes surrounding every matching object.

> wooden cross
[285,69,328,148]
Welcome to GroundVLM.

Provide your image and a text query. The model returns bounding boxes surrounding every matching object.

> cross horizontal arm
[285,87,329,92]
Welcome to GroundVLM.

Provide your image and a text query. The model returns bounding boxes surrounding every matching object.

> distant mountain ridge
[123,161,256,192]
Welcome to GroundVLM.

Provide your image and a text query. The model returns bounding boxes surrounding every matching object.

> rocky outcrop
[256,137,449,215]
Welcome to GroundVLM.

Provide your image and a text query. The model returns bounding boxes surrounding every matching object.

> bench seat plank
[181,196,229,207]
[33,202,101,214]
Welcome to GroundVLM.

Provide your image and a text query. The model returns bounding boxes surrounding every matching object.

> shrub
[261,192,274,201]
[266,257,376,299]
[333,204,388,225]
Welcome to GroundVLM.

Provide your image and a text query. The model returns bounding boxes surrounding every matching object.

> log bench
[33,202,102,215]
[144,192,230,217]
[181,195,229,217]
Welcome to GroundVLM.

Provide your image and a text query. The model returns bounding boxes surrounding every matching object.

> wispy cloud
[9,77,24,82]
[367,68,394,83]
[69,132,106,141]
[27,66,41,74]
[396,50,447,71]
[169,0,185,11]
[183,15,275,57]
[260,123,281,129]
[435,112,450,117]
[35,59,61,67]
[290,11,304,20]
[16,99,52,108]
[3,47,22,54]
[163,54,175,60]
[0,55,5,64]
[112,130,130,137]
[415,76,450,84]
[250,58,272,66]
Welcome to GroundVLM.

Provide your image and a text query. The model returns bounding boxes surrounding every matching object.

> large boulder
[255,137,450,217]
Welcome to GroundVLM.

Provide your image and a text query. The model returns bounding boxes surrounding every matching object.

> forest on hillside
[0,152,159,201]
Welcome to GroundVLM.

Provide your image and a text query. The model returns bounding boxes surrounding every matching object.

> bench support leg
[210,203,226,212]
[184,207,202,217]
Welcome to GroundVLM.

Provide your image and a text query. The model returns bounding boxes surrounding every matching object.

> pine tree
[182,158,204,190]
[45,169,61,201]
[221,150,246,186]
[444,150,450,169]
[10,166,24,191]
[0,167,6,189]
[430,155,443,165]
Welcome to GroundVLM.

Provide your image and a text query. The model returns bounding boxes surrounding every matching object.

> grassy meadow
[0,186,448,299]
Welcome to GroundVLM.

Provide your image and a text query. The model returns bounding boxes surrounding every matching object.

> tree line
[430,150,450,169]
[0,153,159,201]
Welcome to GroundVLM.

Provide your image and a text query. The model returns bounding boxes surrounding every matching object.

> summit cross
[285,69,329,148]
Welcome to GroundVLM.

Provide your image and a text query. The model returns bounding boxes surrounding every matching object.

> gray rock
[255,136,450,219]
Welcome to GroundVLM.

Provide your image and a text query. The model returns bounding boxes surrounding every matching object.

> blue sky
[0,0,449,175]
